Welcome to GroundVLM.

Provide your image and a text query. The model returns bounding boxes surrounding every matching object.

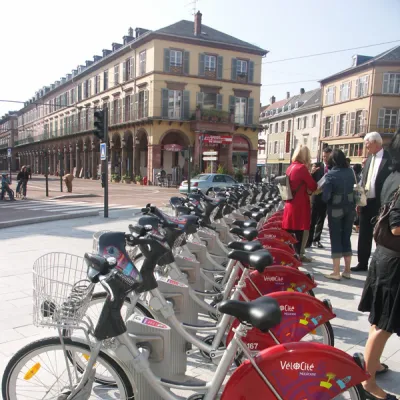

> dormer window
[288,104,292,111]
[295,102,299,108]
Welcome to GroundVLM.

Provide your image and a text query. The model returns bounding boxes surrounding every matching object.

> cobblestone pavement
[0,213,399,397]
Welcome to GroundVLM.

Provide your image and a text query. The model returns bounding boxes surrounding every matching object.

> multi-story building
[319,46,400,163]
[0,112,18,172]
[260,88,322,176]
[12,12,267,183]
[257,104,269,175]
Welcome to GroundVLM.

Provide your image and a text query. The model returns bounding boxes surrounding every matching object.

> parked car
[179,173,237,194]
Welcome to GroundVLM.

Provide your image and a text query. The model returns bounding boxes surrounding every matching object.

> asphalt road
[0,173,180,225]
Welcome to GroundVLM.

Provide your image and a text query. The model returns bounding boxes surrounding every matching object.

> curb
[50,194,100,200]
[0,210,99,229]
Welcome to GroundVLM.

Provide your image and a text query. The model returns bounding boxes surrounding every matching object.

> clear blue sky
[1,0,399,117]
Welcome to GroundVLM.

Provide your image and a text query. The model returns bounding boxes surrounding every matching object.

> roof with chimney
[320,45,400,83]
[156,18,267,55]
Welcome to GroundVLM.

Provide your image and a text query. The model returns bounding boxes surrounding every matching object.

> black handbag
[373,186,400,251]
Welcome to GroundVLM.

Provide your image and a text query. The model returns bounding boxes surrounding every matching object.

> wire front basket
[33,253,94,329]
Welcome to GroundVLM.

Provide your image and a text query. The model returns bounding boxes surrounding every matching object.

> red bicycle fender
[258,229,298,244]
[258,238,296,255]
[221,342,369,400]
[241,266,316,301]
[267,248,302,268]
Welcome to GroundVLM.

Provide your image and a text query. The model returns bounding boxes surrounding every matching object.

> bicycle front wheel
[2,337,134,400]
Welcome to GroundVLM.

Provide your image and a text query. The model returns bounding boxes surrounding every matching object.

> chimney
[300,88,305,95]
[194,11,202,36]
[112,42,122,52]
[128,27,134,37]
[102,49,112,57]
[66,73,72,80]
[270,96,276,104]
[93,55,102,62]
[286,92,290,99]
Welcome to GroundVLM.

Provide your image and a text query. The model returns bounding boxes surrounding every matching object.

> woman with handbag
[282,145,318,259]
[322,149,356,280]
[358,131,400,400]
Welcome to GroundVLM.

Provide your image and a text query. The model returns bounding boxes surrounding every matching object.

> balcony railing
[0,143,10,150]
[191,108,234,124]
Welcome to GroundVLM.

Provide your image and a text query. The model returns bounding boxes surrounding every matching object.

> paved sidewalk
[0,216,399,396]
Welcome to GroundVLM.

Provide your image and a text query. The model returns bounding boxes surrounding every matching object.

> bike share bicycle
[3,225,369,400]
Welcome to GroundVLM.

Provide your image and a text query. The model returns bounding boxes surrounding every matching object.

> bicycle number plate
[133,315,169,329]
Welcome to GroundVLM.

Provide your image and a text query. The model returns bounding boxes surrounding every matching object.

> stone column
[53,151,57,175]
[91,141,97,179]
[40,153,45,175]
[110,142,116,175]
[227,140,233,174]
[121,140,127,178]
[194,133,201,169]
[147,144,161,184]
[75,144,81,177]
[83,144,88,179]
[69,145,74,175]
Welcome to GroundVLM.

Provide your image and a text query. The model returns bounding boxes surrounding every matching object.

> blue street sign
[7,148,11,158]
[100,143,107,161]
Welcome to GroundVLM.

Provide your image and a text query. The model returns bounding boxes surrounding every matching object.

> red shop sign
[202,135,232,144]
[233,136,250,151]
[163,144,183,152]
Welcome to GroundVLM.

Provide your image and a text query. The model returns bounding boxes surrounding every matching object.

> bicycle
[3,232,369,400]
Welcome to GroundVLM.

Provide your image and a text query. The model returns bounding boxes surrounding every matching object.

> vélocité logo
[280,361,314,371]
[264,276,284,282]
[280,305,295,312]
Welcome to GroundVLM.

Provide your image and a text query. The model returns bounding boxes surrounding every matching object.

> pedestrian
[346,157,351,167]
[282,145,318,260]
[351,132,392,272]
[19,166,29,200]
[322,149,355,280]
[306,147,332,249]
[63,173,74,193]
[16,166,25,198]
[352,163,362,233]
[1,174,15,201]
[358,130,400,400]
[255,168,262,183]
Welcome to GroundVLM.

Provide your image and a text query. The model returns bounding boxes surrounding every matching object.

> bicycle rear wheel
[2,336,134,400]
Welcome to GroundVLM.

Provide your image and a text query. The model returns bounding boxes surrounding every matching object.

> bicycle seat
[232,220,257,229]
[227,249,273,273]
[227,240,263,252]
[218,296,282,332]
[250,207,269,217]
[229,227,258,241]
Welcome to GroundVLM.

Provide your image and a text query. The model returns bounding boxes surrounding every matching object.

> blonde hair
[291,145,311,167]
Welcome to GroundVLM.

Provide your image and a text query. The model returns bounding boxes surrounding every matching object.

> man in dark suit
[351,132,392,272]
[306,147,332,248]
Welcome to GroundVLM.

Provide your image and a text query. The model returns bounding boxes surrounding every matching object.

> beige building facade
[320,47,400,163]
[12,12,267,183]
[0,112,18,171]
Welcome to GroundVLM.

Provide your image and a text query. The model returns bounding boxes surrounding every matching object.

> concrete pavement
[0,214,399,397]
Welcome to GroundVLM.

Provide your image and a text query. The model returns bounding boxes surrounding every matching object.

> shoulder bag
[351,168,367,207]
[275,167,304,201]
[373,185,400,251]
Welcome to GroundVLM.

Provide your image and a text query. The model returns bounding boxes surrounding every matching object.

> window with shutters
[274,123,278,133]
[274,141,278,153]
[356,75,369,97]
[124,58,131,81]
[235,97,247,124]
[340,82,351,102]
[139,51,146,76]
[237,60,247,76]
[88,79,92,98]
[297,118,301,130]
[170,50,182,67]
[202,93,217,109]
[70,88,75,105]
[324,116,332,137]
[326,86,335,105]
[303,116,308,129]
[312,114,317,128]
[383,73,400,94]
[378,108,399,132]
[95,75,101,94]
[85,108,90,130]
[355,110,363,134]
[205,55,216,72]
[124,96,131,121]
[338,114,347,136]
[288,120,292,132]
[168,90,182,119]
[312,137,317,151]
[84,80,89,99]
[138,91,149,119]
[303,137,308,146]
[77,85,82,102]
[103,70,109,90]
[114,64,120,86]
[281,121,285,132]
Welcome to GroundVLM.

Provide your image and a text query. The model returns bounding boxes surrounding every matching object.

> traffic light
[93,109,105,141]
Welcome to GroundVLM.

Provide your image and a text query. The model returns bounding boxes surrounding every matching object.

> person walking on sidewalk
[63,173,74,193]
[358,130,400,400]
[352,132,392,272]
[18,166,30,200]
[307,147,332,249]
[282,145,318,260]
[322,149,355,280]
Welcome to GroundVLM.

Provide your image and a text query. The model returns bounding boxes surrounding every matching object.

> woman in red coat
[282,145,318,256]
